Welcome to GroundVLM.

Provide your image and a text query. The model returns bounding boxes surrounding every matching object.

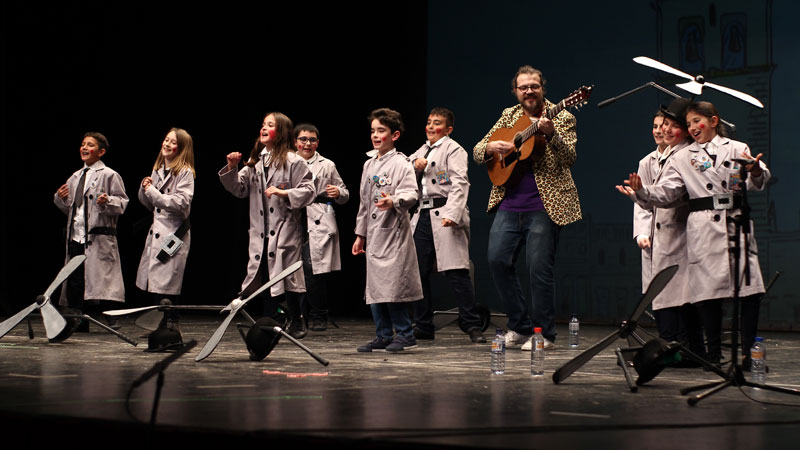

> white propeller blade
[134,309,164,331]
[0,256,85,340]
[0,303,39,339]
[40,301,67,339]
[196,260,303,362]
[705,82,764,108]
[44,255,86,298]
[675,81,704,96]
[633,56,694,81]
[195,311,238,361]
[634,56,764,108]
[104,305,162,317]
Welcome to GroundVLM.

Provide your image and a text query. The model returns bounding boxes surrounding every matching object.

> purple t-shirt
[499,169,545,212]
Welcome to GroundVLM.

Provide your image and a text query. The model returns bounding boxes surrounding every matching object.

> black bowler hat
[245,316,284,361]
[660,98,692,128]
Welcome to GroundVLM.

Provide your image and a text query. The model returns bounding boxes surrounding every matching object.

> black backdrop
[0,1,428,317]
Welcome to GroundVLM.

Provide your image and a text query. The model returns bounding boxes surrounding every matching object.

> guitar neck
[519,100,565,144]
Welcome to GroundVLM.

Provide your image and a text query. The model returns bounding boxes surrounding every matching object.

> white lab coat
[220,151,315,297]
[54,161,128,303]
[304,152,349,274]
[633,143,691,309]
[634,136,769,302]
[409,137,471,271]
[355,149,422,304]
[135,166,193,295]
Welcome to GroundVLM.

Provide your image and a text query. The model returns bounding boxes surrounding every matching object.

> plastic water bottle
[568,314,579,348]
[531,327,545,377]
[750,337,766,384]
[491,328,506,375]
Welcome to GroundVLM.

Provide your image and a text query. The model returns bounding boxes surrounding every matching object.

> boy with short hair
[410,107,485,343]
[54,132,128,325]
[295,123,349,332]
[353,108,422,352]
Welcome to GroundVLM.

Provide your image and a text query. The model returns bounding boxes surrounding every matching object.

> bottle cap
[534,327,542,333]
[755,337,763,342]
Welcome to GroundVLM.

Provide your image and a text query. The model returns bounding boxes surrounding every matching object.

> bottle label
[492,341,505,352]
[751,350,764,359]
[536,341,544,350]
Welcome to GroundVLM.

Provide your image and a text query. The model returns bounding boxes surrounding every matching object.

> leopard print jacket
[473,101,582,226]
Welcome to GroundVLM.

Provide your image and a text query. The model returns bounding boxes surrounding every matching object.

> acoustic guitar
[486,85,592,186]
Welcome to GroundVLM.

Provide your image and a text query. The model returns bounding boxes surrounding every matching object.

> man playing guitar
[473,65,582,351]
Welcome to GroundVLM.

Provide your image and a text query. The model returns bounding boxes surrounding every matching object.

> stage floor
[1,315,799,449]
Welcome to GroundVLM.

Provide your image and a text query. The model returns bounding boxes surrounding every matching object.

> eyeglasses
[516,84,541,92]
[297,137,319,144]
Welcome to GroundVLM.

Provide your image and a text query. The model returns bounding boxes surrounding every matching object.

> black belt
[688,194,742,212]
[410,197,447,216]
[418,197,447,209]
[312,195,333,204]
[157,219,191,263]
[88,227,117,236]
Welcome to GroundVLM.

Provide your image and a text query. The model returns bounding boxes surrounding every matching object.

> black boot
[286,292,307,340]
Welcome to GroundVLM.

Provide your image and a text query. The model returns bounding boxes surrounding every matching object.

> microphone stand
[680,162,799,405]
[126,340,197,427]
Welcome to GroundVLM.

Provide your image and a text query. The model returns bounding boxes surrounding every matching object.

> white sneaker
[505,330,532,348]
[521,337,555,351]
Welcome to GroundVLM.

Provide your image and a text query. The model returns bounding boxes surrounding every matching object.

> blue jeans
[370,303,414,339]
[487,210,560,342]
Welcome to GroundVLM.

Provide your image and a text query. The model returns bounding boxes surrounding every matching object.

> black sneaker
[106,317,122,331]
[357,337,392,352]
[468,328,487,344]
[310,319,327,332]
[75,318,90,333]
[413,327,435,340]
[288,320,307,340]
[386,335,418,352]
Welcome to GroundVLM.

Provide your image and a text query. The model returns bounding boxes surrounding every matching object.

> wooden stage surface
[1,315,800,449]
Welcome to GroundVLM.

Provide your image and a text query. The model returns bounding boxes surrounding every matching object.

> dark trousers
[487,210,560,342]
[66,240,85,310]
[654,304,706,358]
[250,241,305,323]
[740,294,762,357]
[371,302,413,339]
[412,209,481,334]
[301,241,329,322]
[696,294,762,361]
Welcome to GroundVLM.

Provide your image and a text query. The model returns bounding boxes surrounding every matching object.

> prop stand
[680,161,800,405]
[552,265,679,386]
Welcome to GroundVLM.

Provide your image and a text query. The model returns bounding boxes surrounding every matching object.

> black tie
[74,168,88,207]
[703,144,717,164]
